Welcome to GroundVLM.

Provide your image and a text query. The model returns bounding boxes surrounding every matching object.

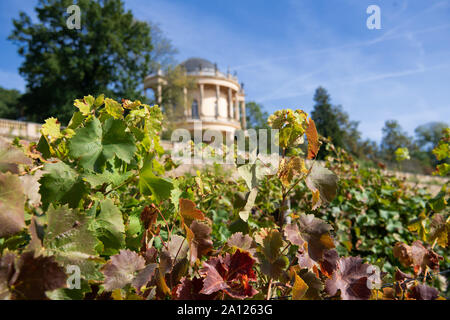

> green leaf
[44,205,102,280]
[68,118,136,171]
[82,169,133,188]
[39,162,87,211]
[139,155,173,202]
[92,199,126,255]
[0,172,26,237]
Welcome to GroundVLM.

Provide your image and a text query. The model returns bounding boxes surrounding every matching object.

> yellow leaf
[104,98,124,119]
[292,274,309,300]
[41,117,62,142]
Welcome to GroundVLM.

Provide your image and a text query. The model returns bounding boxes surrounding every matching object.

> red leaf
[199,250,258,299]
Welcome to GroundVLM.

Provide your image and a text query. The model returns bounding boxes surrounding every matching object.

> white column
[228,87,233,119]
[199,83,204,117]
[234,94,240,121]
[215,85,220,118]
[183,87,188,117]
[157,84,162,104]
[240,101,246,130]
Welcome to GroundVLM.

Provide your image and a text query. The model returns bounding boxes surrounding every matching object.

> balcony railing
[0,118,42,141]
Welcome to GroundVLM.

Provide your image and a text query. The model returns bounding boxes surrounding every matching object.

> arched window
[191,99,199,119]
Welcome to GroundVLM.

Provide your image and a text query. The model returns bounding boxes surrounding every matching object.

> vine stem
[266,279,273,300]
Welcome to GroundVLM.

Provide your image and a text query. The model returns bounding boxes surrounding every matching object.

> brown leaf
[131,263,157,294]
[173,276,218,300]
[10,251,67,300]
[180,198,205,222]
[101,249,146,291]
[306,118,319,159]
[0,253,16,300]
[0,172,26,237]
[186,220,213,265]
[227,232,257,257]
[320,249,339,277]
[284,223,305,247]
[325,257,378,300]
[140,204,158,230]
[407,283,439,300]
[298,214,335,262]
[393,241,443,275]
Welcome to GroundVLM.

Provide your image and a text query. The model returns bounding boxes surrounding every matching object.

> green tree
[380,120,413,162]
[245,101,269,130]
[8,0,172,124]
[333,104,362,157]
[414,122,448,152]
[311,87,345,157]
[0,87,22,119]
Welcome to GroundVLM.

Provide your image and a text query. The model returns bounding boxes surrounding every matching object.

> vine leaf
[199,250,258,299]
[320,249,339,278]
[19,170,43,207]
[139,155,173,202]
[0,137,32,173]
[39,161,87,211]
[44,205,101,280]
[298,268,324,300]
[104,98,124,119]
[180,198,205,222]
[92,199,126,255]
[278,156,308,187]
[173,276,217,300]
[101,249,146,291]
[393,240,443,275]
[325,257,378,300]
[140,204,159,231]
[0,172,26,237]
[131,263,157,294]
[305,164,338,209]
[407,283,439,300]
[0,253,16,300]
[69,118,136,171]
[292,274,309,300]
[8,251,67,300]
[255,229,288,279]
[41,117,62,142]
[427,214,449,248]
[298,214,335,262]
[227,232,257,257]
[74,95,95,115]
[185,220,213,265]
[306,118,319,159]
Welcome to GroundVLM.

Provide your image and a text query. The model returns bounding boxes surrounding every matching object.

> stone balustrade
[0,118,42,141]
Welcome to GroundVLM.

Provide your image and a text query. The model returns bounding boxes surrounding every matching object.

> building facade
[144,58,246,135]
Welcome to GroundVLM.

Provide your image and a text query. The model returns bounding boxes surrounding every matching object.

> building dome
[144,57,246,135]
[180,57,215,73]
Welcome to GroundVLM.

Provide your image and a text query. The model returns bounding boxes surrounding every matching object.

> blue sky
[1,0,449,142]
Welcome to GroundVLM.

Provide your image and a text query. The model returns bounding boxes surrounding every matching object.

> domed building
[144,58,246,135]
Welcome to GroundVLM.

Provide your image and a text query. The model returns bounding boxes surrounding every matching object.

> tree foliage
[8,0,165,124]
